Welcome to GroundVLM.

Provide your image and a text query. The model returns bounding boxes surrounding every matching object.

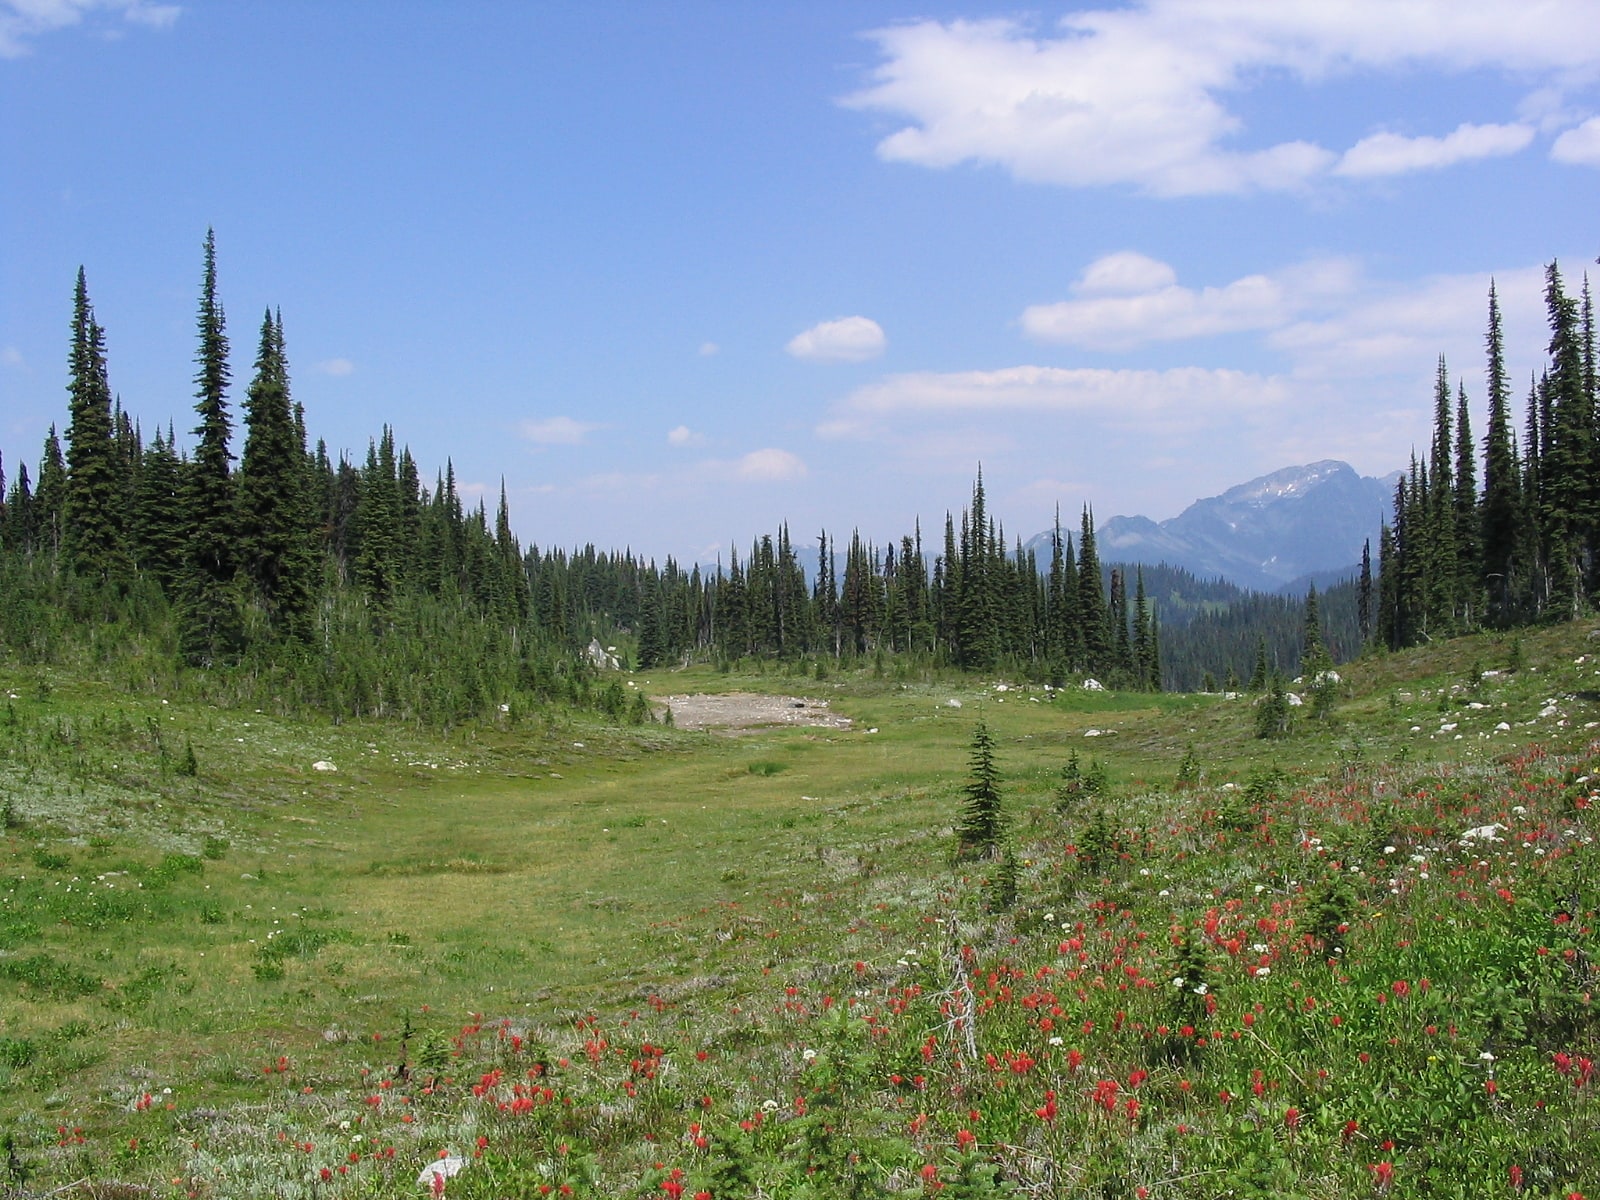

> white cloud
[667,425,705,448]
[1551,115,1600,165]
[0,0,178,58]
[823,365,1288,439]
[786,316,886,363]
[1023,253,1357,350]
[314,357,354,377]
[1075,252,1178,296]
[0,346,23,369]
[734,448,807,482]
[697,341,720,357]
[1335,122,1535,176]
[520,416,599,446]
[1270,264,1549,381]
[847,2,1597,195]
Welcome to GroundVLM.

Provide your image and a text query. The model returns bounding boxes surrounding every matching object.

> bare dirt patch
[656,692,853,734]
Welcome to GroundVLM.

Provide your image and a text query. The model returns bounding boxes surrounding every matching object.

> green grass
[0,624,1597,1196]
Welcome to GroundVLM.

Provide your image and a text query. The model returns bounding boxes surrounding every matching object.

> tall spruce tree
[186,229,235,587]
[1452,381,1480,622]
[1480,282,1524,623]
[1540,262,1589,615]
[1076,506,1110,675]
[237,310,317,640]
[61,269,127,582]
[178,230,240,663]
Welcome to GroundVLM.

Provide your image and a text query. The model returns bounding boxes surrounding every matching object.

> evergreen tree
[1247,635,1269,692]
[1357,539,1373,644]
[955,720,1004,859]
[61,269,127,582]
[955,470,998,669]
[34,428,66,562]
[237,310,318,640]
[1131,567,1154,690]
[1452,381,1480,621]
[357,433,401,618]
[2,461,30,557]
[177,230,240,663]
[134,428,185,591]
[1076,506,1110,675]
[185,228,236,588]
[1539,262,1591,616]
[1480,282,1524,623]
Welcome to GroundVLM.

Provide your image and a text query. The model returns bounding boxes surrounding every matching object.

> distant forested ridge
[1377,263,1600,646]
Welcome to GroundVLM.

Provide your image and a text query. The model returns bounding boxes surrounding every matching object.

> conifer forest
[7,242,1598,710]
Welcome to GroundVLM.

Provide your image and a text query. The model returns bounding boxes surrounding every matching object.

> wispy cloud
[1270,264,1549,381]
[822,365,1288,440]
[786,316,886,363]
[847,2,1600,196]
[697,341,720,357]
[1,0,179,59]
[313,357,354,377]
[520,416,599,446]
[0,346,24,369]
[1335,122,1535,176]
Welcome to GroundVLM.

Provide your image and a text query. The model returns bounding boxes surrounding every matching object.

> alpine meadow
[4,3,1600,1198]
[1,231,1597,1199]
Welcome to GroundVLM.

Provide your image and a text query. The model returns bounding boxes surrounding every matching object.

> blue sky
[3,1,1598,564]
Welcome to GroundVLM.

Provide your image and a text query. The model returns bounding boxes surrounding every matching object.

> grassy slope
[0,625,1596,1197]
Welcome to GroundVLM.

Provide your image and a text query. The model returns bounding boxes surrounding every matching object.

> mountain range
[1025,460,1401,594]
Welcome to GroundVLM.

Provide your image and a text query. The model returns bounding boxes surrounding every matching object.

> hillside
[1,621,1596,1197]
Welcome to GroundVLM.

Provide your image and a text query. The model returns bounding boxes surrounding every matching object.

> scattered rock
[418,1156,467,1188]
[586,638,621,670]
[312,760,337,772]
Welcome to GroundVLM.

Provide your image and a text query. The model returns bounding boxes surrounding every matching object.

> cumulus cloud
[520,416,599,446]
[0,0,178,58]
[734,448,807,482]
[1335,122,1535,176]
[1022,252,1357,350]
[667,425,705,448]
[1551,115,1600,165]
[313,357,354,377]
[786,316,886,363]
[847,2,1596,195]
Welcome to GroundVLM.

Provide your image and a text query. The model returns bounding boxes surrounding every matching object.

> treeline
[0,239,1163,721]
[609,476,1161,690]
[1379,263,1599,646]
[0,235,638,728]
[3,236,1385,718]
